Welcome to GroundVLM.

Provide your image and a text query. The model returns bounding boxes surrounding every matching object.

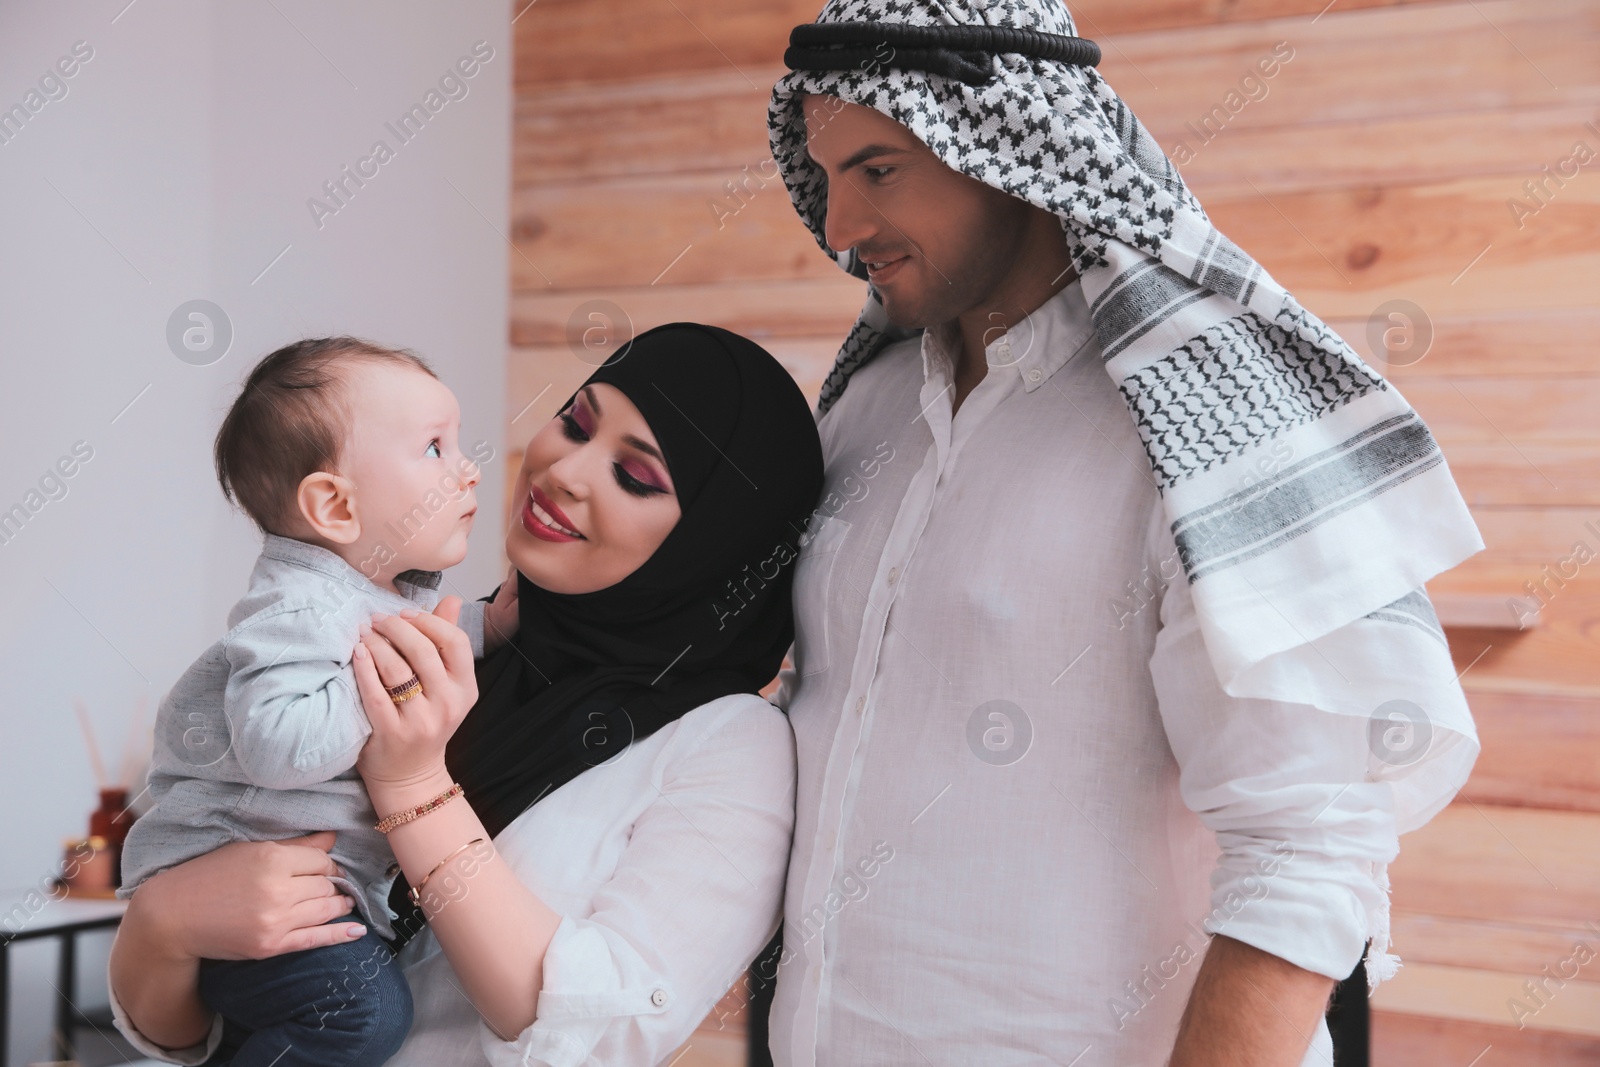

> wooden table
[0,890,127,1067]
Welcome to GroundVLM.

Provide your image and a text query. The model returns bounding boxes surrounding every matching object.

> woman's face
[506,382,681,594]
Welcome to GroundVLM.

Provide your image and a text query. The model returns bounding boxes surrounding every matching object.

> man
[758,1,1482,1064]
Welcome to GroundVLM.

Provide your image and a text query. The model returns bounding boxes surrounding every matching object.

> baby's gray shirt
[118,533,488,939]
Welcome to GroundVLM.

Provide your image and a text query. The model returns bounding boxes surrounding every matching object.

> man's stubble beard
[878,256,1006,334]
[905,224,1032,332]
[871,192,1037,333]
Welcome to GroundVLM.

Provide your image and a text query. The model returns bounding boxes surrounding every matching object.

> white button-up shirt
[111,693,795,1067]
[768,277,1386,1066]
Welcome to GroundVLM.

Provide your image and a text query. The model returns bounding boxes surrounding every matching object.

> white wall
[0,1,510,1059]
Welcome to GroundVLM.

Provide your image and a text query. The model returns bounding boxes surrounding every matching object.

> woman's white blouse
[109,693,796,1067]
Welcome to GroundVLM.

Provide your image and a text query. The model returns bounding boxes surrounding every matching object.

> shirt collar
[920,275,1093,394]
[260,532,442,602]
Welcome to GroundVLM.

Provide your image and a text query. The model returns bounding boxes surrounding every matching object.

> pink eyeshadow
[622,459,664,490]
[572,401,595,436]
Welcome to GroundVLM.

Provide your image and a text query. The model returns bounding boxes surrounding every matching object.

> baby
[119,337,512,1066]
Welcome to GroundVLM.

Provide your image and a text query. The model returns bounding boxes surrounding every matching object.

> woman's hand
[129,831,362,962]
[482,563,521,656]
[353,595,479,798]
[111,832,359,1052]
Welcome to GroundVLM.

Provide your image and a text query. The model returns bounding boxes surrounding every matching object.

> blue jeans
[197,916,412,1067]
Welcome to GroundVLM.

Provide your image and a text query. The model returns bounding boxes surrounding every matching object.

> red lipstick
[523,484,584,542]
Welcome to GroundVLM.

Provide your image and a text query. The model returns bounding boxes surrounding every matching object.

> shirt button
[385,862,400,879]
[1028,367,1043,383]
[855,697,866,715]
[650,988,669,1008]
[886,566,899,586]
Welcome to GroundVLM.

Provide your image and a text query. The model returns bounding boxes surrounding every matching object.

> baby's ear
[433,594,463,625]
[297,470,361,545]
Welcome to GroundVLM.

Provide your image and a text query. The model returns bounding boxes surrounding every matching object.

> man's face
[800,93,1036,329]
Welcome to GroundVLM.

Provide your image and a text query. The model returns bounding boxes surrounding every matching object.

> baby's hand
[483,562,520,656]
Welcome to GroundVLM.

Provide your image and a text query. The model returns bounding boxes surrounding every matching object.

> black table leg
[52,930,75,1063]
[1,942,10,1067]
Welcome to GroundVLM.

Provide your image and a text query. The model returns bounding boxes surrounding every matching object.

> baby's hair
[214,336,437,536]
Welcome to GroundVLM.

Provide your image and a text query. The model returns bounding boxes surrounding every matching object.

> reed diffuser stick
[115,693,149,788]
[74,697,109,789]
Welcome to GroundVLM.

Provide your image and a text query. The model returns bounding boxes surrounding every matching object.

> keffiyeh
[769,0,1482,984]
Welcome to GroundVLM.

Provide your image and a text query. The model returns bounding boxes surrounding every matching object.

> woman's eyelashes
[612,463,663,498]
[556,410,668,499]
[558,409,588,443]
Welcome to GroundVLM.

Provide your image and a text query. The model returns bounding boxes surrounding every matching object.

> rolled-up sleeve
[221,606,369,789]
[1150,530,1398,981]
[479,701,796,1067]
[106,938,224,1066]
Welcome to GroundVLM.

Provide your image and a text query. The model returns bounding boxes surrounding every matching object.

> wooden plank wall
[510,1,1600,1062]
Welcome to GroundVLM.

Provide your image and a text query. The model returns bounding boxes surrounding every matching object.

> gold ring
[387,674,423,704]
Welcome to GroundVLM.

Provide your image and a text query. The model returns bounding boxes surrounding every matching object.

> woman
[108,323,824,1066]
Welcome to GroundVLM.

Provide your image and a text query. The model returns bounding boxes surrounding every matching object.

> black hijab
[387,323,824,945]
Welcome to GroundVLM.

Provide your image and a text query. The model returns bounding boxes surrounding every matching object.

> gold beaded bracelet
[374,782,463,834]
